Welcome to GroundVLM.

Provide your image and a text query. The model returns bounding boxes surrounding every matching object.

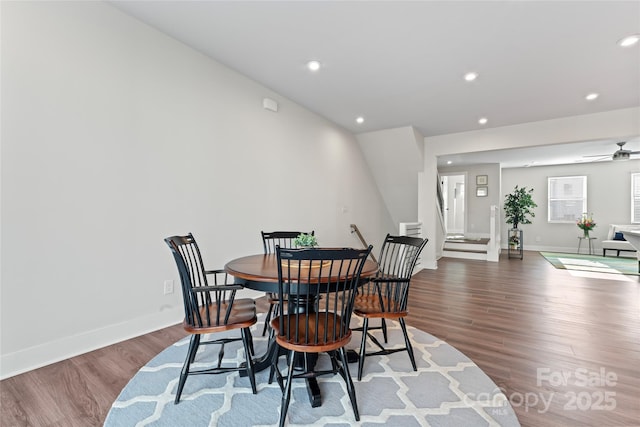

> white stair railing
[486,205,501,262]
[399,222,422,238]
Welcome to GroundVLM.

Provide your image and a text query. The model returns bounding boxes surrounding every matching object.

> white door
[442,174,466,235]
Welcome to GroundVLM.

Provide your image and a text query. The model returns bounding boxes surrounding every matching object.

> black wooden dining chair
[164,233,257,403]
[260,231,315,336]
[353,234,428,380]
[270,246,372,427]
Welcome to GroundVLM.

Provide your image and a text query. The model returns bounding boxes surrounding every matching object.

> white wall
[0,1,390,378]
[356,126,424,226]
[502,160,640,253]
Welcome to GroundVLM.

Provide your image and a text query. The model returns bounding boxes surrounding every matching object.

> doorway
[441,174,466,236]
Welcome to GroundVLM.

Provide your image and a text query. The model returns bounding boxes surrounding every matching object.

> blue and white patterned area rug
[105,316,520,426]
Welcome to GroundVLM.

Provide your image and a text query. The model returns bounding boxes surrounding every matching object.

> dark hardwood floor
[406,252,639,427]
[1,252,638,426]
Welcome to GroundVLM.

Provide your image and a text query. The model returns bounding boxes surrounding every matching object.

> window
[632,173,640,223]
[548,176,587,222]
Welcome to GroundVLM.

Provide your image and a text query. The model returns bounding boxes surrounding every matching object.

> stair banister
[350,224,378,263]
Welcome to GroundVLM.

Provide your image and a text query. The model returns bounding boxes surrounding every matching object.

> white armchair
[601,225,639,257]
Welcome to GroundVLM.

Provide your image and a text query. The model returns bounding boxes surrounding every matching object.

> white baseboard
[418,259,438,270]
[0,307,183,380]
[508,244,574,253]
[513,244,588,254]
[1,288,266,379]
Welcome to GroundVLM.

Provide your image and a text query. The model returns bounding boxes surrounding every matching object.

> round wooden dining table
[225,253,378,291]
[224,252,378,407]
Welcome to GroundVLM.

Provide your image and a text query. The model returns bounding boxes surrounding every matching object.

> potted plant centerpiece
[291,233,319,267]
[293,233,317,249]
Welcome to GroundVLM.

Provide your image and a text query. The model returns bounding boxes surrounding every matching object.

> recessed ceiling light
[585,93,599,101]
[618,34,640,47]
[464,72,478,82]
[447,160,453,165]
[356,116,364,124]
[307,60,321,71]
[478,117,488,125]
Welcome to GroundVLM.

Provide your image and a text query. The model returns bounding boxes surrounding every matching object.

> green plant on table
[293,233,317,248]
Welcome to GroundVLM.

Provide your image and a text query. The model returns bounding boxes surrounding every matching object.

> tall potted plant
[504,185,537,229]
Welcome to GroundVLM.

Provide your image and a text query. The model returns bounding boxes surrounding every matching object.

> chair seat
[232,297,257,307]
[353,295,407,319]
[183,302,257,334]
[271,313,352,353]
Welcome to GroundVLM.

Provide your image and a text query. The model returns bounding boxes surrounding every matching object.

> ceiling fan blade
[580,142,640,162]
[580,155,610,162]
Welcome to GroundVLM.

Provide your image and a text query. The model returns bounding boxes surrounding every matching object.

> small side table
[508,229,523,259]
[577,237,597,255]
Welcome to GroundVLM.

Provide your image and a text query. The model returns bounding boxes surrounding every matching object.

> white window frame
[548,176,587,223]
[632,173,640,224]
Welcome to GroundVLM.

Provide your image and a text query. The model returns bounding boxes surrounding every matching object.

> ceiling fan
[583,141,640,162]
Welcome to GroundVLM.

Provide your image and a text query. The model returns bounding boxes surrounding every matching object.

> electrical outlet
[164,280,174,295]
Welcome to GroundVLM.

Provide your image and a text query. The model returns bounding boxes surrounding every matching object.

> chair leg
[278,350,297,427]
[246,328,255,356]
[381,318,388,343]
[268,359,276,385]
[241,328,257,394]
[262,303,275,336]
[338,347,360,421]
[357,318,369,381]
[399,318,417,371]
[328,350,339,372]
[269,340,282,388]
[175,334,200,404]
